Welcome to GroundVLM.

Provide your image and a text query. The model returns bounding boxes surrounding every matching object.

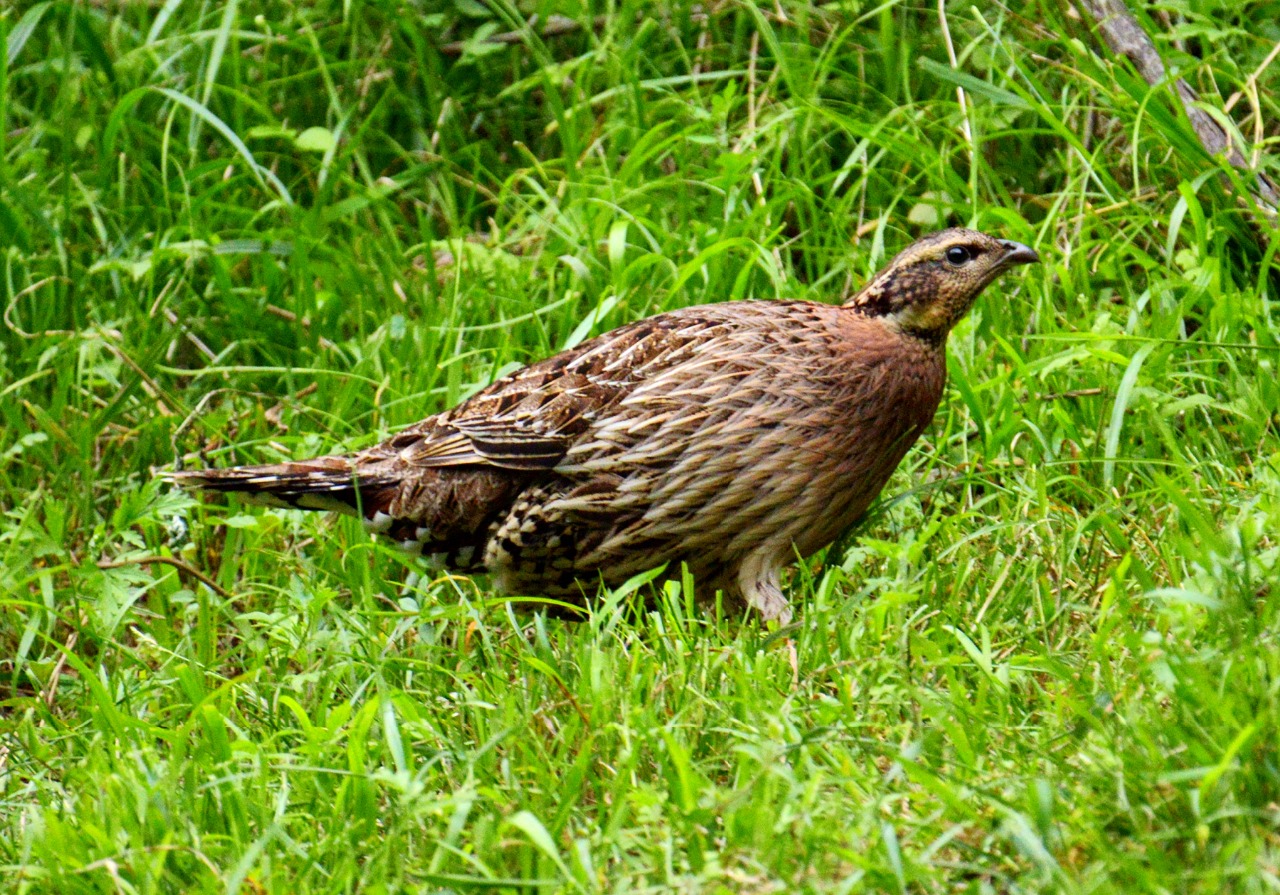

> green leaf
[153,86,294,204]
[295,126,337,153]
[505,810,582,890]
[1103,342,1155,489]
[917,57,1031,109]
[6,2,52,66]
[0,200,31,251]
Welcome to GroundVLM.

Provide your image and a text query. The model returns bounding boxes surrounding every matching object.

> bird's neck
[843,268,963,347]
[842,269,908,315]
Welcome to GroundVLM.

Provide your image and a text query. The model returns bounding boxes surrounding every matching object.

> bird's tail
[164,457,395,515]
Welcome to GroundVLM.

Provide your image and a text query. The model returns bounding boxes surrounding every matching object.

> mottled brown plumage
[169,228,1038,622]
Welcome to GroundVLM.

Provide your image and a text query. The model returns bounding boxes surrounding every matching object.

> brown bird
[170,228,1038,622]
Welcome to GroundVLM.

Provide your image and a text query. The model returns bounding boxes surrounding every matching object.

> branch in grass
[1075,0,1278,215]
[98,555,232,600]
[438,14,588,56]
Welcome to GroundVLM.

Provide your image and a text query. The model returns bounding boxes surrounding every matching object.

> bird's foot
[746,579,793,625]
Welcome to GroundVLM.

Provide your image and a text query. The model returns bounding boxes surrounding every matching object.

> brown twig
[438,14,586,56]
[1074,0,1278,215]
[1040,387,1106,400]
[42,631,78,711]
[1223,38,1280,116]
[101,336,177,417]
[97,555,232,600]
[937,0,974,159]
[265,304,339,352]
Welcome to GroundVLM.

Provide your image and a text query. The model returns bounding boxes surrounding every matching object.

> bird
[168,227,1038,623]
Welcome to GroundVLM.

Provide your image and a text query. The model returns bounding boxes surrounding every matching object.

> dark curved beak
[998,239,1040,266]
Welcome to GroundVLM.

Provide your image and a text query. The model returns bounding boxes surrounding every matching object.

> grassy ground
[3,0,1279,891]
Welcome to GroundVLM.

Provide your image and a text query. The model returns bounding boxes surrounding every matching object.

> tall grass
[2,1,1279,891]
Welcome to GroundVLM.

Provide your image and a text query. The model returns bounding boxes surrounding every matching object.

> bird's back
[479,301,947,601]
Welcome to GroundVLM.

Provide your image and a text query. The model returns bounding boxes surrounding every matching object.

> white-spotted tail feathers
[164,458,393,516]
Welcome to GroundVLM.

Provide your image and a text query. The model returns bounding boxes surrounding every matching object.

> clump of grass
[2,1,1279,892]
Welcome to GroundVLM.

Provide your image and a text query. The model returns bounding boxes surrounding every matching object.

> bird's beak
[998,240,1040,267]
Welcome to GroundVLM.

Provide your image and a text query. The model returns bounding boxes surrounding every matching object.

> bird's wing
[383,373,601,470]
[373,312,717,472]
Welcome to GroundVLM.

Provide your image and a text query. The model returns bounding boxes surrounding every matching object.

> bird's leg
[737,554,793,625]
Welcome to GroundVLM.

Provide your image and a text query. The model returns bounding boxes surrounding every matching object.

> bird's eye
[945,246,973,265]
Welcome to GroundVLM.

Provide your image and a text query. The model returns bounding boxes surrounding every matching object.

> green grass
[3,0,1280,891]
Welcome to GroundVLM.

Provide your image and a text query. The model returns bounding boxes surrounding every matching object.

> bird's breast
[775,323,947,554]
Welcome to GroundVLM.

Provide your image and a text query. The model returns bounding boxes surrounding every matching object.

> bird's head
[844,228,1039,343]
